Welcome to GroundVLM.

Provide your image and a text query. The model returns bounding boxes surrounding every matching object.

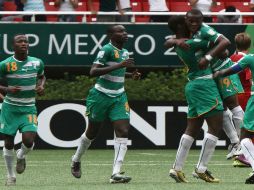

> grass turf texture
[0,149,253,190]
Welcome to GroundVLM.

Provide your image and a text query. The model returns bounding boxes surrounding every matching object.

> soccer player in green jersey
[185,9,245,160]
[165,15,223,183]
[0,34,46,186]
[71,25,140,183]
[213,33,254,184]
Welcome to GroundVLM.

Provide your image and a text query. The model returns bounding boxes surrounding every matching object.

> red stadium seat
[87,0,100,22]
[225,2,253,23]
[169,2,191,12]
[140,1,150,22]
[219,0,250,2]
[3,1,23,21]
[3,1,17,11]
[211,2,225,22]
[131,0,144,22]
[44,1,59,22]
[76,1,87,22]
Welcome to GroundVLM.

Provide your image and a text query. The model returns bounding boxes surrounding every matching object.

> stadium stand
[225,1,253,23]
[211,2,225,22]
[3,1,23,21]
[75,1,87,22]
[169,1,191,12]
[2,0,254,23]
[44,1,59,22]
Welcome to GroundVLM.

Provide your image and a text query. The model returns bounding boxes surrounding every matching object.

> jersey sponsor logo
[97,51,105,59]
[207,29,216,36]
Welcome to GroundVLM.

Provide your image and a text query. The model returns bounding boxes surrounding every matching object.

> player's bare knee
[115,127,129,138]
[4,142,14,150]
[22,140,34,148]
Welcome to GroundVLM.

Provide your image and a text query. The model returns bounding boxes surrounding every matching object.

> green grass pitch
[0,149,253,190]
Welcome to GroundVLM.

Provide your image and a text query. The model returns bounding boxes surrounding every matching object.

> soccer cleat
[193,169,220,183]
[5,177,16,186]
[233,155,251,167]
[227,143,240,160]
[16,158,26,174]
[245,172,254,184]
[71,160,82,178]
[169,168,188,183]
[109,172,131,183]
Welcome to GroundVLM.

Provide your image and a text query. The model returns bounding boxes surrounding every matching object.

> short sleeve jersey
[192,23,221,43]
[238,54,254,92]
[231,52,252,93]
[175,38,213,80]
[93,43,129,97]
[0,56,44,106]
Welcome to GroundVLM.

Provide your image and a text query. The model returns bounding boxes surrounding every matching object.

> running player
[71,25,140,183]
[0,34,46,186]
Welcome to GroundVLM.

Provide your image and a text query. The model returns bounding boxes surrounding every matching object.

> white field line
[0,160,234,167]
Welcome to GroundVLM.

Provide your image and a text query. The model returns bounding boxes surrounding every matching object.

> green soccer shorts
[86,88,130,122]
[241,95,254,132]
[215,74,244,100]
[185,78,224,119]
[0,102,38,136]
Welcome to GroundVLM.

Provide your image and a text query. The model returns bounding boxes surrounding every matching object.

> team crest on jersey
[114,50,120,58]
[97,51,105,59]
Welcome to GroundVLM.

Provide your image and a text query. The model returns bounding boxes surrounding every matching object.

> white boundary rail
[1,11,254,22]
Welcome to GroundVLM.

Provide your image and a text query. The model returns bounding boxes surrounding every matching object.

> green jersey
[175,38,213,80]
[211,57,233,72]
[192,23,221,43]
[93,42,129,97]
[238,54,254,92]
[0,56,44,106]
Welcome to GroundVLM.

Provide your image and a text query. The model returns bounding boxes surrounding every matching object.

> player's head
[168,15,189,38]
[234,32,251,52]
[185,9,203,34]
[13,34,28,54]
[107,25,128,44]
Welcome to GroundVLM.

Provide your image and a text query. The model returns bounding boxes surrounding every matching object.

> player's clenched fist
[121,58,135,67]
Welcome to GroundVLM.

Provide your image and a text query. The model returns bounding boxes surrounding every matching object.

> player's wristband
[205,54,213,62]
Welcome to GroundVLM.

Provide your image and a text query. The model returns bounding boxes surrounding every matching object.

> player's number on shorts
[7,62,18,72]
[27,114,37,124]
[220,78,231,88]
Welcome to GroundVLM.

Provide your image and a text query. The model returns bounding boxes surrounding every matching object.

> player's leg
[169,117,203,183]
[0,103,20,186]
[194,111,223,183]
[3,135,16,186]
[222,108,240,159]
[224,95,244,136]
[16,132,36,174]
[239,97,254,183]
[110,119,131,183]
[71,121,102,178]
[71,88,107,178]
[109,93,131,183]
[240,129,254,184]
